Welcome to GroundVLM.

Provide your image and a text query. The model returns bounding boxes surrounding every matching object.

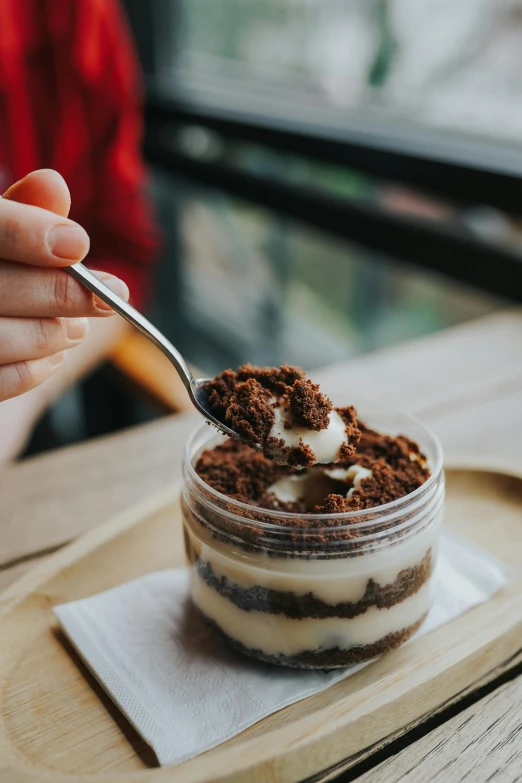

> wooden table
[1,309,521,782]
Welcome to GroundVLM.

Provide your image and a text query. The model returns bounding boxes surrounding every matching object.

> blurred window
[153,0,522,146]
[152,174,501,374]
[121,0,516,373]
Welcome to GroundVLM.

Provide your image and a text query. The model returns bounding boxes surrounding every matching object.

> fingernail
[49,352,64,367]
[92,271,130,309]
[65,317,89,342]
[47,224,90,260]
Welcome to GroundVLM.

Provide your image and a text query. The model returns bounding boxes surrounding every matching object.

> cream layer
[267,463,373,506]
[324,464,373,497]
[192,572,431,656]
[187,507,441,604]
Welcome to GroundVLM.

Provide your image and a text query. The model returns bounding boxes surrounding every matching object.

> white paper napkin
[54,529,509,767]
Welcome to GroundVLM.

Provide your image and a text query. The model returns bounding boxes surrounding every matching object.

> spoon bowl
[190,377,244,441]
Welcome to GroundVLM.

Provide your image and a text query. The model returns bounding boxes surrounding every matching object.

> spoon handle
[67,263,194,395]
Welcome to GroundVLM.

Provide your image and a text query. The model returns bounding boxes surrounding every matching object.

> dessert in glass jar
[181,366,444,669]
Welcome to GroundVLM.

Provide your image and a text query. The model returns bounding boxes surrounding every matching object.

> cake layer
[200,613,426,669]
[191,572,432,656]
[196,550,432,618]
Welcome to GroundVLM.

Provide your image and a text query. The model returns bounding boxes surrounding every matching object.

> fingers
[2,169,71,217]
[0,316,89,364]
[0,170,131,404]
[0,193,89,267]
[0,354,65,403]
[0,261,129,317]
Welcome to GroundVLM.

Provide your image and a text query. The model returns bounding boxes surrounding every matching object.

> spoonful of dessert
[204,364,360,467]
[68,263,358,466]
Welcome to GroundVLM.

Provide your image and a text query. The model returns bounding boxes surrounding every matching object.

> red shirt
[0,0,159,306]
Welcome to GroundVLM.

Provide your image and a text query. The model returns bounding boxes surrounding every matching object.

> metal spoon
[67,262,240,441]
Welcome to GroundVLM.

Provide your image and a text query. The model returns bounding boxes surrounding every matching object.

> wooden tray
[1,463,522,783]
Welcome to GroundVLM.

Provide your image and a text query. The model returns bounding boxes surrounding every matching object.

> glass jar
[182,408,444,669]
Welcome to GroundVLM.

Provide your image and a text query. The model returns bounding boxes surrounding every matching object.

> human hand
[0,169,129,402]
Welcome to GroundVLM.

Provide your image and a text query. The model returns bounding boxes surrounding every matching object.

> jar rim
[184,407,444,534]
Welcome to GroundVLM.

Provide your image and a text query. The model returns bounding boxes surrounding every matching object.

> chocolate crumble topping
[194,421,430,516]
[288,378,332,430]
[283,439,316,469]
[205,369,237,419]
[226,379,275,444]
[236,363,305,392]
[337,406,360,462]
[194,438,286,505]
[205,364,359,465]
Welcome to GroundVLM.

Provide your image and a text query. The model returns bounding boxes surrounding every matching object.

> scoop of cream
[324,464,372,497]
[269,406,349,465]
[268,463,372,507]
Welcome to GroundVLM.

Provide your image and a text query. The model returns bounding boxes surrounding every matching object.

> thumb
[2,169,71,218]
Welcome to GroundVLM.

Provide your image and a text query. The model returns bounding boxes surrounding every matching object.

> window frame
[145,90,522,302]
